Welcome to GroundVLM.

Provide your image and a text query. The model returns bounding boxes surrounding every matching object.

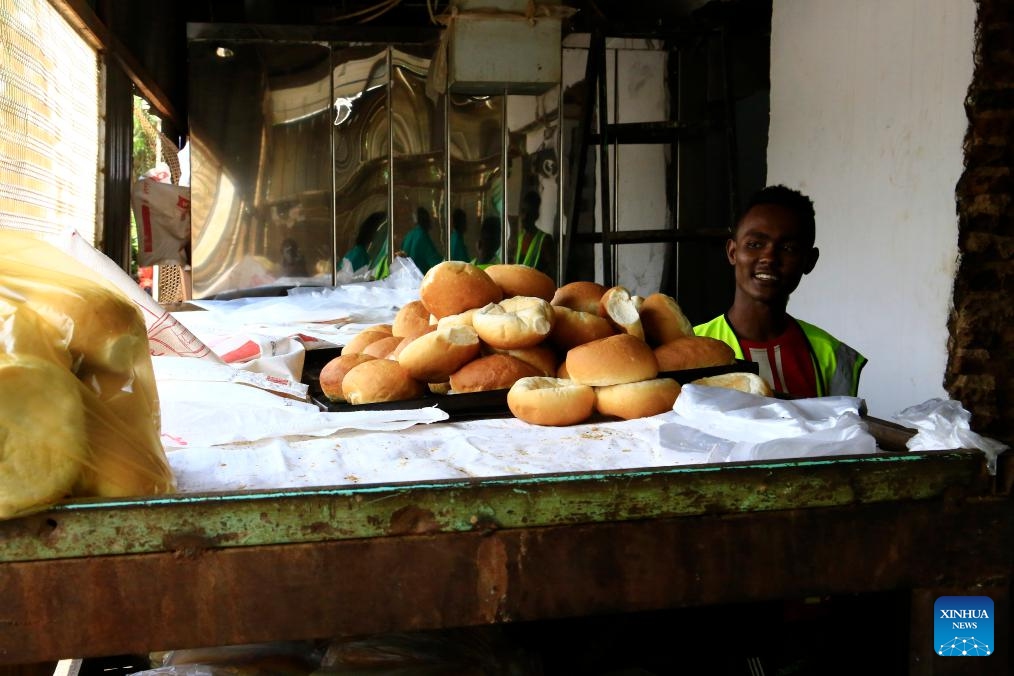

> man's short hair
[735,185,816,246]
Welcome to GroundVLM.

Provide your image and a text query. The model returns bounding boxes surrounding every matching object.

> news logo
[935,596,993,656]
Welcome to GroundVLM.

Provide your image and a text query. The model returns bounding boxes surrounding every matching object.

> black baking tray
[310,360,759,421]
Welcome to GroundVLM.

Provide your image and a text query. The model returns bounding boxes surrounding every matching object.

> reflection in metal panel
[188,31,562,298]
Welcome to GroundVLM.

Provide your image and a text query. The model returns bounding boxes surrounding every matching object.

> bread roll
[565,333,659,386]
[551,280,607,314]
[342,329,393,356]
[428,381,452,395]
[472,296,555,349]
[397,325,481,382]
[483,264,557,302]
[419,261,503,319]
[691,372,774,397]
[550,305,616,351]
[389,325,436,361]
[319,353,377,401]
[595,378,681,420]
[360,335,403,359]
[449,353,541,393]
[485,344,559,377]
[436,308,478,330]
[0,354,88,518]
[393,301,431,338]
[507,377,596,426]
[639,293,694,346]
[366,323,393,335]
[598,286,645,340]
[653,335,735,372]
[342,359,425,404]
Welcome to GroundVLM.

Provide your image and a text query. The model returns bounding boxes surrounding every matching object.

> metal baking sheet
[310,360,759,420]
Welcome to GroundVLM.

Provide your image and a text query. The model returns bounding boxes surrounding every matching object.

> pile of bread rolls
[321,260,759,425]
[1,230,175,519]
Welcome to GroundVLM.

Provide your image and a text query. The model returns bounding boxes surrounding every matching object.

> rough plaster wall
[767,0,976,419]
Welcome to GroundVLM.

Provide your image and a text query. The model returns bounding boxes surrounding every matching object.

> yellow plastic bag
[0,229,174,518]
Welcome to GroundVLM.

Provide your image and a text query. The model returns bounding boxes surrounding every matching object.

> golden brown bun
[565,333,659,386]
[507,377,596,426]
[550,305,616,351]
[388,325,436,361]
[551,281,607,314]
[639,293,694,346]
[595,378,682,420]
[393,301,431,338]
[428,381,452,395]
[691,372,774,397]
[360,335,403,359]
[397,325,482,382]
[472,296,555,349]
[342,359,425,404]
[449,353,542,393]
[598,286,645,340]
[342,329,393,356]
[435,308,478,330]
[483,264,557,302]
[419,261,503,319]
[367,323,393,335]
[653,335,735,372]
[485,344,559,377]
[0,354,88,518]
[319,353,376,401]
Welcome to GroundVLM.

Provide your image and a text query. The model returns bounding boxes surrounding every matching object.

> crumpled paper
[659,384,876,463]
[154,356,447,449]
[894,398,1009,474]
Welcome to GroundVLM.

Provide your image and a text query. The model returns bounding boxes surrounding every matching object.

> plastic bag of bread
[0,229,174,519]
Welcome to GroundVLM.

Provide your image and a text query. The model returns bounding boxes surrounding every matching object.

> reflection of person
[515,190,556,280]
[399,207,443,274]
[694,185,867,397]
[450,208,470,262]
[343,211,385,272]
[471,215,502,269]
[280,238,309,277]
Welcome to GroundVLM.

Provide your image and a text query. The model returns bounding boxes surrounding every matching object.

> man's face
[726,203,819,305]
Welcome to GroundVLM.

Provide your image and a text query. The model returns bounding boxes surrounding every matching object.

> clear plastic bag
[0,229,174,518]
[894,398,1009,474]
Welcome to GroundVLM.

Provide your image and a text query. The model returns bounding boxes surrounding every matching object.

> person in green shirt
[342,211,385,273]
[399,207,443,274]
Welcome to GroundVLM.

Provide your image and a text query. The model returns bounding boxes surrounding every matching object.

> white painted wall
[767,0,976,418]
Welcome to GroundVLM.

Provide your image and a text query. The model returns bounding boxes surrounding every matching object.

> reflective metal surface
[189,41,333,297]
[448,93,503,266]
[189,30,564,297]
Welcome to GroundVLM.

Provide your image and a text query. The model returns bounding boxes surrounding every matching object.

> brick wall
[948,0,1014,441]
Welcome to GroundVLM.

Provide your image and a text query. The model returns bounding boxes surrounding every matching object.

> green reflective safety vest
[515,229,546,269]
[693,314,867,397]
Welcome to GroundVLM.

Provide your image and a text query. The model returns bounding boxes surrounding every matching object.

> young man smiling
[694,185,867,397]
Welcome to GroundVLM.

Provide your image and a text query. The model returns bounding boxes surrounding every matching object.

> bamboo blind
[0,0,99,242]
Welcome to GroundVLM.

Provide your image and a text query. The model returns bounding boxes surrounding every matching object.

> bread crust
[507,376,596,426]
[565,333,659,386]
[639,293,694,346]
[419,261,502,319]
[397,325,481,382]
[691,372,774,397]
[551,281,607,314]
[392,301,431,337]
[483,264,557,302]
[653,335,735,372]
[319,353,377,401]
[449,353,542,393]
[595,378,681,419]
[342,359,425,404]
[550,305,616,351]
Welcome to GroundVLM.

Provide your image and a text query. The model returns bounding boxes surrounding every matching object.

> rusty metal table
[1,421,1011,675]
